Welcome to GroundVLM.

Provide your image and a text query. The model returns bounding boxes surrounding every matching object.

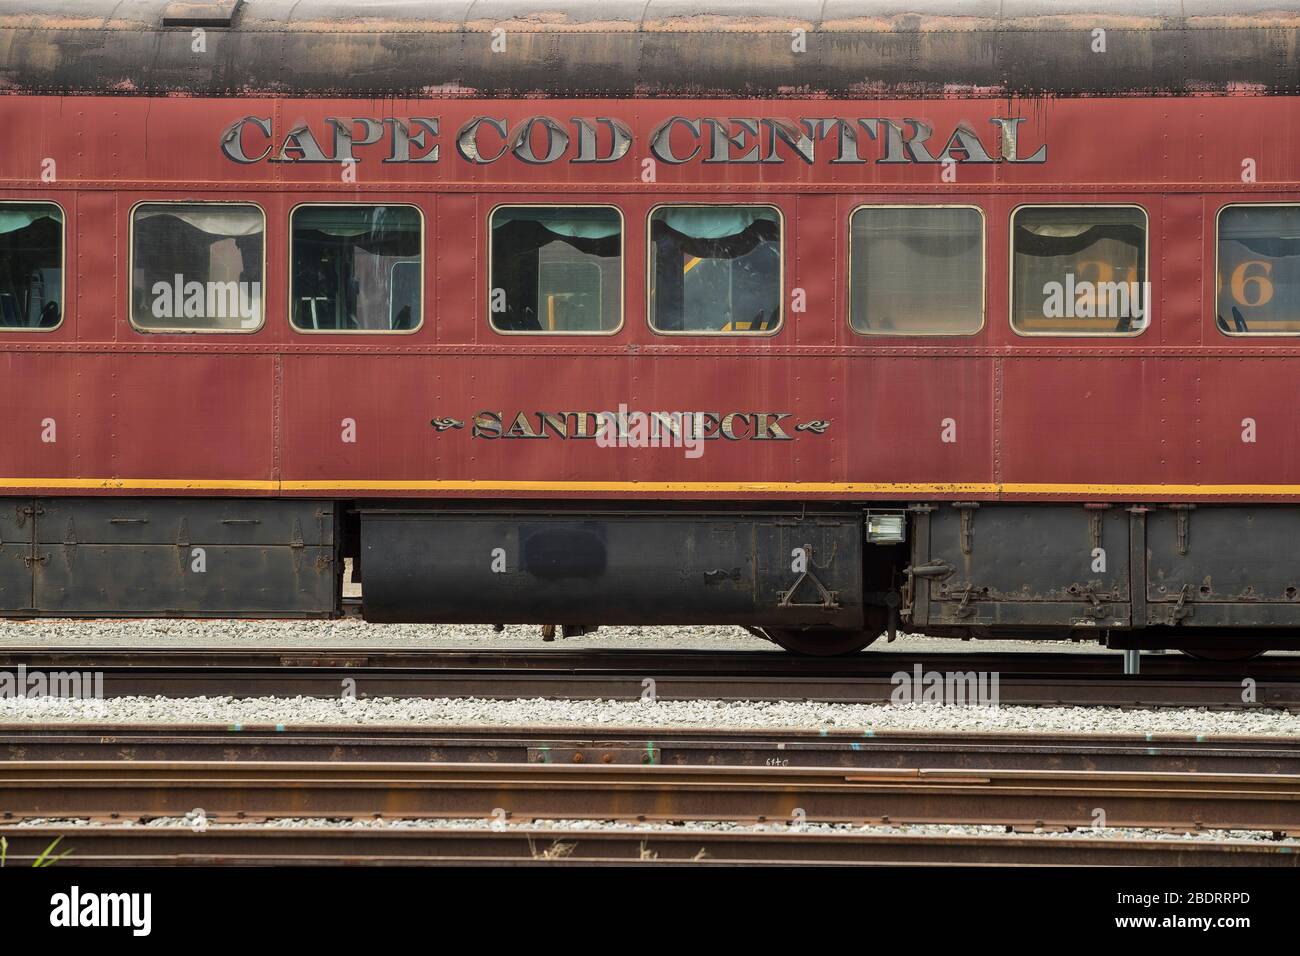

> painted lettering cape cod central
[221,116,1047,167]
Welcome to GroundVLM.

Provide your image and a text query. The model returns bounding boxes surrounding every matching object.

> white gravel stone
[2,692,1299,736]
[0,618,778,651]
[9,816,1297,845]
[6,615,1294,658]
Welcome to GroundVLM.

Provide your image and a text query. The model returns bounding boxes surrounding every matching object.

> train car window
[1011,205,1149,336]
[0,201,64,331]
[290,204,422,333]
[130,203,264,333]
[1216,205,1300,335]
[649,205,782,334]
[489,205,622,333]
[849,206,984,335]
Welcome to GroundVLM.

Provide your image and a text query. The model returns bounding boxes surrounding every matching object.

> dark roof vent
[161,0,242,28]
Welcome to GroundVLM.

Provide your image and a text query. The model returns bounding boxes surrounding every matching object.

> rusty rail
[5,725,1300,775]
[5,646,1300,675]
[4,762,1299,833]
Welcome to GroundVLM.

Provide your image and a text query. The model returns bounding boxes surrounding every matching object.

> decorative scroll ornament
[429,417,465,432]
[795,420,831,435]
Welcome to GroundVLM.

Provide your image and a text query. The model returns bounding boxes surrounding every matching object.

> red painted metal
[0,95,1298,501]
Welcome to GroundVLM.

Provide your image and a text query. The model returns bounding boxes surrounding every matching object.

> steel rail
[4,725,1300,774]
[1,824,1295,867]
[3,646,1298,676]
[4,762,1299,832]
[0,647,1296,709]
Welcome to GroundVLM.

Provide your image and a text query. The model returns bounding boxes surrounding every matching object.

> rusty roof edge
[3,1,1300,97]
[7,18,1300,34]
[6,0,1300,34]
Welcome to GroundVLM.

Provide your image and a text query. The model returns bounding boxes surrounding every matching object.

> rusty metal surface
[3,761,1298,831]
[160,0,243,28]
[0,498,338,617]
[2,823,1295,866]
[5,724,1300,774]
[922,504,1134,630]
[1145,508,1300,627]
[909,505,1300,635]
[2,0,1300,96]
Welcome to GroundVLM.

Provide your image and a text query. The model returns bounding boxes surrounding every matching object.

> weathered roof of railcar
[1,0,1299,97]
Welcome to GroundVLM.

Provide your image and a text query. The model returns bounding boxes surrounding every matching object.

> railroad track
[6,726,1298,865]
[5,725,1300,774]
[1,824,1295,866]
[3,761,1298,832]
[1,646,1297,709]
[9,645,1300,675]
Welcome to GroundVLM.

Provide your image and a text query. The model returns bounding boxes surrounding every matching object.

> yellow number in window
[1075,259,1114,284]
[1231,260,1275,308]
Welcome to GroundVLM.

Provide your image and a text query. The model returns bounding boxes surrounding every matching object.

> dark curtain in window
[0,218,61,327]
[1013,223,1145,258]
[292,228,420,330]
[651,219,779,332]
[1230,236,1300,258]
[491,219,618,331]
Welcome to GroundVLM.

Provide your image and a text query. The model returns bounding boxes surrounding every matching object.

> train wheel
[762,627,881,656]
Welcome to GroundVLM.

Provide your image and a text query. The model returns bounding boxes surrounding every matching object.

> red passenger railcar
[2,0,1300,655]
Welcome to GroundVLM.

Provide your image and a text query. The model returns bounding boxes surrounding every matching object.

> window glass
[849,206,983,335]
[490,206,621,332]
[0,202,63,330]
[1217,206,1300,334]
[131,203,264,332]
[291,205,421,332]
[649,205,781,333]
[1011,206,1148,335]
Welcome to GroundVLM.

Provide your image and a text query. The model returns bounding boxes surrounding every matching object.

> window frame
[1213,201,1300,338]
[288,201,425,336]
[487,202,625,337]
[127,199,267,335]
[126,199,266,335]
[1009,202,1151,339]
[846,202,986,338]
[646,201,785,337]
[0,199,67,334]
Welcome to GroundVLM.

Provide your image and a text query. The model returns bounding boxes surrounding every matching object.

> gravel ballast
[6,616,1289,658]
[3,693,1300,735]
[0,619,771,651]
[2,618,1295,734]
[10,816,1299,846]
[0,618,1117,655]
